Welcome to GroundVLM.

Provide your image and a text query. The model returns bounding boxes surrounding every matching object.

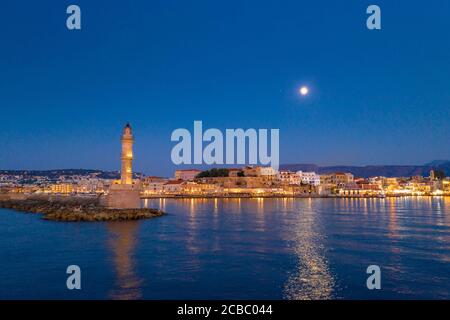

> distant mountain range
[1,161,449,179]
[280,161,450,178]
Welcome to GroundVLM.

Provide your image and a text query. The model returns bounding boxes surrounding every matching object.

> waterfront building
[282,183,317,196]
[260,166,277,176]
[163,180,185,194]
[338,186,383,197]
[443,179,450,194]
[277,171,301,185]
[50,183,74,194]
[142,181,167,195]
[368,176,385,188]
[320,174,333,185]
[223,187,285,196]
[73,178,108,194]
[297,171,321,186]
[174,169,202,181]
[318,173,354,194]
[182,182,222,195]
[243,166,276,177]
[330,172,354,186]
[384,177,398,187]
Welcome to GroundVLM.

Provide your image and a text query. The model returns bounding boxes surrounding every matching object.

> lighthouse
[121,123,134,185]
[101,123,141,209]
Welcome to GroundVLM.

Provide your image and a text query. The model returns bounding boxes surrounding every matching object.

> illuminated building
[330,172,354,186]
[182,182,222,195]
[50,183,74,194]
[298,171,321,186]
[277,171,301,185]
[163,180,185,194]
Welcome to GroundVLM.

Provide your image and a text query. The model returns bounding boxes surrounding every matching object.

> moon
[299,86,309,96]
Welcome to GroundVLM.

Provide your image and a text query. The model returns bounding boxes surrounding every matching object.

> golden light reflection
[284,203,335,300]
[185,198,201,255]
[387,197,400,255]
[107,221,143,300]
[190,198,196,215]
[237,198,242,214]
[214,198,219,214]
[256,197,264,214]
[444,196,450,225]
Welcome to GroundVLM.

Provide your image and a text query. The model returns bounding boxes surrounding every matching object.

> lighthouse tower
[101,123,141,209]
[121,123,134,185]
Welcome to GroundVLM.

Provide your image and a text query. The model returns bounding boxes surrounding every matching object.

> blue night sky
[0,1,449,176]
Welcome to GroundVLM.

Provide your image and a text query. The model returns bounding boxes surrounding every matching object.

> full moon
[299,86,309,96]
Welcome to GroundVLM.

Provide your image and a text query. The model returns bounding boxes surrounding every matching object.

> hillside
[280,161,450,178]
[0,169,141,180]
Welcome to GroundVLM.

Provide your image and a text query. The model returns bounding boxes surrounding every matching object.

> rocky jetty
[0,197,164,222]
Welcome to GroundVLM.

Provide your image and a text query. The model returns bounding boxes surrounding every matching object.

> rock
[0,199,165,222]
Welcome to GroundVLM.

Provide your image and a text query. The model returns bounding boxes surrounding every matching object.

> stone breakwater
[0,198,165,222]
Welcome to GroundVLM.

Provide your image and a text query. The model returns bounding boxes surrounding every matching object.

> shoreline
[141,194,448,199]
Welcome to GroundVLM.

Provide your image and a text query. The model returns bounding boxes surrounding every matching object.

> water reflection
[284,200,335,300]
[107,221,143,300]
[119,197,450,299]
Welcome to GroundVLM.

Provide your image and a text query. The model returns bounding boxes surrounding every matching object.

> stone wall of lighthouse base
[101,184,141,209]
